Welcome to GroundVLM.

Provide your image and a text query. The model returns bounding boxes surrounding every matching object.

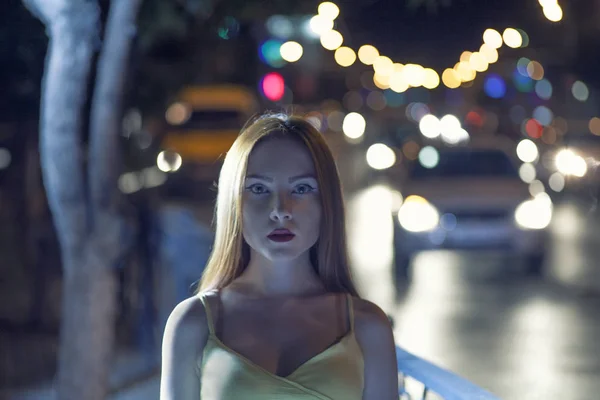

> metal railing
[396,346,501,400]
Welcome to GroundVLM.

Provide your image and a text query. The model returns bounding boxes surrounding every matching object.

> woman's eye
[247,184,268,194]
[294,184,315,194]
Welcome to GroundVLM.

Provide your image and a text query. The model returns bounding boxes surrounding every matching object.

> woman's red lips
[268,229,295,242]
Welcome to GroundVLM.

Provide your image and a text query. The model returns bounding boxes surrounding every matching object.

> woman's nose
[269,192,292,221]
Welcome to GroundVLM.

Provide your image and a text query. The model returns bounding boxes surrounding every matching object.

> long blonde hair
[198,113,359,296]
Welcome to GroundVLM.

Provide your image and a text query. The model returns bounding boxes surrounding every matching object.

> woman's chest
[215,300,347,377]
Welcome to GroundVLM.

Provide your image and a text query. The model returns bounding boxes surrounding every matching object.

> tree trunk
[23,0,143,398]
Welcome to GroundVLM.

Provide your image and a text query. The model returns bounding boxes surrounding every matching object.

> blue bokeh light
[484,74,506,99]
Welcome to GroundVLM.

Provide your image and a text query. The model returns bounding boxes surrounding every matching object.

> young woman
[160,113,398,399]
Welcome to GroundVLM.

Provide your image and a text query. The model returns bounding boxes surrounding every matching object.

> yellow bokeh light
[456,62,476,82]
[393,63,404,73]
[503,28,523,48]
[527,61,545,80]
[320,30,344,50]
[280,41,303,62]
[442,68,461,89]
[403,64,425,87]
[373,73,390,90]
[373,55,393,76]
[309,15,334,36]
[480,43,499,63]
[423,68,440,89]
[358,45,379,65]
[483,28,503,49]
[469,52,489,72]
[318,2,340,20]
[334,46,356,67]
[389,72,409,93]
[543,4,563,22]
[460,51,472,63]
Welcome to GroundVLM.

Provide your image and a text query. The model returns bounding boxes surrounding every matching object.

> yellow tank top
[197,293,364,400]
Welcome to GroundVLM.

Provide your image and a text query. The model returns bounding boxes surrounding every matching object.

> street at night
[2,0,600,399]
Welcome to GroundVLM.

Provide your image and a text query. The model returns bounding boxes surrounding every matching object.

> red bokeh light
[261,72,285,101]
[526,118,543,139]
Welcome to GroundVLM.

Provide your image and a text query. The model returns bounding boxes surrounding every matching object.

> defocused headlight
[397,195,439,232]
[555,149,588,177]
[515,193,553,230]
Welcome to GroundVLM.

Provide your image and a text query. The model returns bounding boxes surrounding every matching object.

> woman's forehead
[246,138,315,175]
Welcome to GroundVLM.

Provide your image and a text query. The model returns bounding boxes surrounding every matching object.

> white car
[393,145,552,279]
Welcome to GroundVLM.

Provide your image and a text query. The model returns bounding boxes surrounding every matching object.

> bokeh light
[543,3,563,22]
[503,28,523,48]
[280,41,303,62]
[513,70,534,93]
[535,79,553,100]
[480,44,499,63]
[460,51,473,62]
[484,74,506,99]
[525,118,544,138]
[266,15,293,39]
[527,61,544,80]
[516,139,539,162]
[572,81,589,102]
[342,112,366,138]
[366,143,396,170]
[373,56,394,76]
[260,39,286,67]
[469,52,489,72]
[549,172,565,192]
[261,72,285,101]
[366,91,387,111]
[519,163,537,183]
[309,15,334,36]
[517,58,530,76]
[334,46,356,67]
[442,68,461,88]
[157,150,182,173]
[318,2,340,20]
[419,146,440,168]
[483,29,503,49]
[423,68,440,89]
[320,30,343,50]
[589,117,600,136]
[165,102,191,125]
[533,106,553,126]
[358,45,379,65]
[389,72,408,93]
[419,114,441,138]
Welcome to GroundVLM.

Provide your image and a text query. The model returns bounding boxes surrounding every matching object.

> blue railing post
[396,345,501,400]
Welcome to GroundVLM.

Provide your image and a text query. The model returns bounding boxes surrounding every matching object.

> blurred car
[158,84,259,195]
[392,145,552,278]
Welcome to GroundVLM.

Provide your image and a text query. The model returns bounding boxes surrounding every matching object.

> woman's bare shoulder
[163,293,212,353]
[350,296,393,335]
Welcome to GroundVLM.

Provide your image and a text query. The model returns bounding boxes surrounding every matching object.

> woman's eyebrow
[245,173,317,183]
[289,173,317,183]
[245,174,273,182]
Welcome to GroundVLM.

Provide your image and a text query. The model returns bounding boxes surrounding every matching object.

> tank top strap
[199,292,215,336]
[346,293,355,332]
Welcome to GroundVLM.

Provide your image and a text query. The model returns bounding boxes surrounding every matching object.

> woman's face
[242,137,322,263]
